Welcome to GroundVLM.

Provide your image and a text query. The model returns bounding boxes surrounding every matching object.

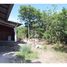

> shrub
[53,43,63,49]
[16,45,38,61]
[20,45,31,54]
[52,43,67,53]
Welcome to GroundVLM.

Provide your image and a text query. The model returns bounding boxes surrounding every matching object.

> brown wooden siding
[0,5,8,20]
[0,25,14,41]
[0,12,6,20]
[0,6,8,14]
[0,4,10,9]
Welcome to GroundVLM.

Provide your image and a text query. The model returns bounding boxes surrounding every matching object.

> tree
[58,8,67,43]
[18,5,42,39]
[18,5,67,44]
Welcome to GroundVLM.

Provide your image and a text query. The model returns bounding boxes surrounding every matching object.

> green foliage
[18,5,67,44]
[42,7,67,43]
[52,43,67,53]
[20,45,31,54]
[16,26,27,40]
[54,43,62,49]
[18,5,40,38]
[16,45,38,60]
[58,8,67,43]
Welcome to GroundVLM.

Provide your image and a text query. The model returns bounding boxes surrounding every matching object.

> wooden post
[14,27,17,42]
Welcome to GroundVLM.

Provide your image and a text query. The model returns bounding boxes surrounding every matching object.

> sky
[8,4,67,24]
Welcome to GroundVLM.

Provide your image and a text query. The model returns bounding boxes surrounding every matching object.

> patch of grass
[16,45,38,62]
[25,51,38,60]
[52,43,67,53]
[20,45,32,53]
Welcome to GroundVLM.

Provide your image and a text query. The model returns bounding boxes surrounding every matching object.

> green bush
[20,45,31,53]
[52,43,67,53]
[16,45,38,61]
[53,43,63,49]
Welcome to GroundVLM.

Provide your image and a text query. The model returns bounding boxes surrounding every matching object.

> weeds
[16,45,38,62]
[52,43,67,53]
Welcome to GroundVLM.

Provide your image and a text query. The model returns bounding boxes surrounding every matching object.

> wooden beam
[0,19,15,28]
[6,4,14,20]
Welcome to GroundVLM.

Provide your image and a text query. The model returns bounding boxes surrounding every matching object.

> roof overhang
[0,4,22,28]
[0,19,21,28]
[6,4,14,20]
[0,4,14,21]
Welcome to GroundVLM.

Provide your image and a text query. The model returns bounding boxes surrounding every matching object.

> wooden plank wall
[0,4,10,20]
[0,25,14,41]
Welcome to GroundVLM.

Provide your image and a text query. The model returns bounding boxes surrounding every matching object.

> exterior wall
[0,25,14,41]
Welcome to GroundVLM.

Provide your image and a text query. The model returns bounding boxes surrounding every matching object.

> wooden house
[0,4,21,42]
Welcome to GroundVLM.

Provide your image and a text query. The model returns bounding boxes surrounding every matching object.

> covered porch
[0,4,21,51]
[0,4,21,42]
[0,23,14,41]
[0,19,20,51]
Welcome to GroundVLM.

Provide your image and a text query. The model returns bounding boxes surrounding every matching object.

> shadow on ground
[0,41,27,52]
[0,41,41,63]
[0,52,41,63]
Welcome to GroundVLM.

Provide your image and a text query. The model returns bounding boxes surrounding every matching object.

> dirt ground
[31,45,67,63]
[0,40,67,63]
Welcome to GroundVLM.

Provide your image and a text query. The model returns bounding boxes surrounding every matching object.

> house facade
[0,4,21,42]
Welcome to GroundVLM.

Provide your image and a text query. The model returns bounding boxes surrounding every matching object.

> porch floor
[0,41,19,52]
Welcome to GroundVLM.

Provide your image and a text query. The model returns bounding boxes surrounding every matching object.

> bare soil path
[31,45,67,63]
